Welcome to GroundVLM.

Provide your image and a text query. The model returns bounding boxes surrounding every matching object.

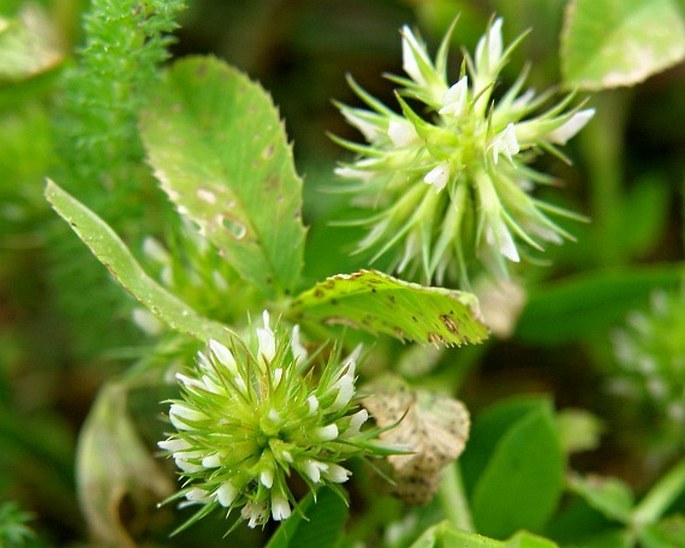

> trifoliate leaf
[361,375,470,505]
[45,180,233,343]
[140,56,306,298]
[289,270,488,347]
[562,0,685,89]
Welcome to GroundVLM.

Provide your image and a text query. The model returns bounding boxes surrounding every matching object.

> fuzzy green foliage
[57,0,185,194]
[47,0,186,359]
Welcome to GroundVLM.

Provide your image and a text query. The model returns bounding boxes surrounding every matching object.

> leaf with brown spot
[289,269,488,347]
[361,375,470,505]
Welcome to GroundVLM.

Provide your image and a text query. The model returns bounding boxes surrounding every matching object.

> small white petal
[257,310,276,363]
[343,409,369,437]
[233,375,248,394]
[423,162,451,192]
[476,17,503,73]
[215,481,238,507]
[303,459,328,483]
[269,408,281,422]
[260,468,274,488]
[273,368,283,385]
[175,372,204,391]
[202,453,222,468]
[486,222,520,262]
[439,77,468,116]
[334,165,375,182]
[281,450,293,463]
[169,404,205,430]
[174,454,204,473]
[185,488,210,503]
[290,324,308,365]
[201,374,222,394]
[242,501,267,528]
[341,109,382,142]
[271,494,291,521]
[316,424,339,441]
[157,438,190,452]
[307,395,320,415]
[196,351,212,371]
[208,339,237,374]
[330,374,355,411]
[324,464,352,483]
[491,123,520,164]
[547,108,595,145]
[387,119,417,147]
[401,26,428,85]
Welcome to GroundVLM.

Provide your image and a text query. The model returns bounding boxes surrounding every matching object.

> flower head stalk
[334,17,593,286]
[159,312,383,533]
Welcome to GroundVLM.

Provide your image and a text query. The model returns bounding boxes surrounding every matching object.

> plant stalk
[438,462,474,532]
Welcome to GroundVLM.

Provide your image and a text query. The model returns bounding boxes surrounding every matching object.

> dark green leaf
[461,396,550,495]
[470,400,565,538]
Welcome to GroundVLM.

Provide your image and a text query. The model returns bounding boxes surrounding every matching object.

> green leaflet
[289,269,488,347]
[45,180,233,343]
[266,488,348,548]
[410,521,558,548]
[561,0,685,89]
[462,397,565,539]
[140,56,306,298]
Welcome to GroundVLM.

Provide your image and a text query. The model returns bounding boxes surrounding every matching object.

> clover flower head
[334,16,593,286]
[610,288,685,435]
[159,312,379,533]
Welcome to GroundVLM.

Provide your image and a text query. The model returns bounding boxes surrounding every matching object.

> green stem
[579,89,632,267]
[632,456,685,528]
[438,462,474,532]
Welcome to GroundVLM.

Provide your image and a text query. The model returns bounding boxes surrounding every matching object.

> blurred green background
[1,0,685,545]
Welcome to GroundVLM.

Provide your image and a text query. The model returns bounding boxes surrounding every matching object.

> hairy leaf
[140,56,306,297]
[289,270,488,346]
[562,0,685,89]
[45,180,233,343]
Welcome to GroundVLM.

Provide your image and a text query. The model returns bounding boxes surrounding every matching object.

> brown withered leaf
[361,375,470,504]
